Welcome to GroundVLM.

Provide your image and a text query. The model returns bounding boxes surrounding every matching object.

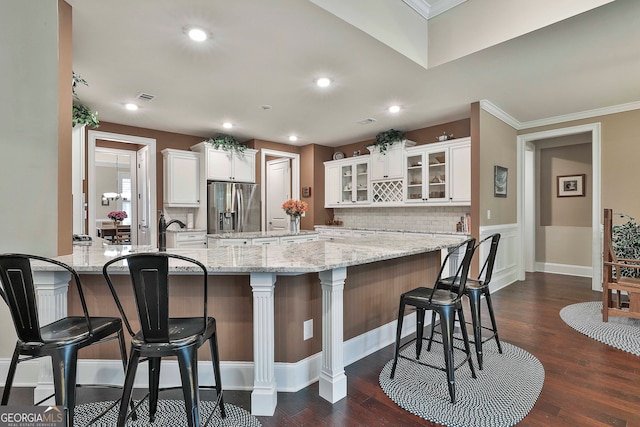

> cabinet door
[324,164,341,207]
[164,150,200,207]
[370,151,387,180]
[207,149,233,181]
[340,164,354,203]
[449,143,471,202]
[232,151,256,182]
[426,149,448,201]
[385,145,404,179]
[406,152,426,202]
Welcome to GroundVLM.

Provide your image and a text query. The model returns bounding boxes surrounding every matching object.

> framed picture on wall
[494,166,508,198]
[557,174,586,197]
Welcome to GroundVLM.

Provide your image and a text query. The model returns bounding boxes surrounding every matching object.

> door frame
[88,130,157,247]
[266,157,292,231]
[516,122,601,290]
[260,149,300,231]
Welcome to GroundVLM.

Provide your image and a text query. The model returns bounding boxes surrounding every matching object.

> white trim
[479,99,521,129]
[0,313,420,394]
[480,98,640,131]
[479,224,519,293]
[517,123,601,291]
[88,130,157,247]
[260,149,300,231]
[535,262,593,278]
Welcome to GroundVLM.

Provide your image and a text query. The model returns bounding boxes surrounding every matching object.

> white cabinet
[191,142,257,183]
[162,149,200,207]
[368,141,413,180]
[324,156,370,207]
[166,231,207,249]
[405,138,470,205]
[280,234,319,244]
[210,233,319,246]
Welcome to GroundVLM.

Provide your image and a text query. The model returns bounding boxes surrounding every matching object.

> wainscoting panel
[479,223,519,292]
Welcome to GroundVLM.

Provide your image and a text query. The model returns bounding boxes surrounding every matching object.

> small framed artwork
[494,166,508,198]
[101,198,110,206]
[557,174,586,197]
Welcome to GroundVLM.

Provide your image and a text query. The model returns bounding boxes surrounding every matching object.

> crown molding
[479,99,521,129]
[402,0,466,20]
[480,99,640,130]
[520,101,640,129]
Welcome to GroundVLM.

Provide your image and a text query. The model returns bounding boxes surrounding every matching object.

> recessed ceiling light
[125,103,138,111]
[289,135,298,142]
[315,77,332,88]
[223,122,233,129]
[388,105,401,113]
[187,27,208,42]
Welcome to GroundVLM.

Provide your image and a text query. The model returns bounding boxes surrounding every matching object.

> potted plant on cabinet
[206,133,246,153]
[72,71,99,128]
[371,128,404,154]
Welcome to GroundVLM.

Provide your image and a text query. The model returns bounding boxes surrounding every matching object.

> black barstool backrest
[0,254,92,343]
[103,252,209,342]
[429,238,476,302]
[477,233,501,284]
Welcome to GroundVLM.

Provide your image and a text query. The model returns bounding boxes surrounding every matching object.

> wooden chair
[602,208,640,321]
[114,223,131,244]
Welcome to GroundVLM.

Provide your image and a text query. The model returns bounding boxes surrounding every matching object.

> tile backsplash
[332,206,470,233]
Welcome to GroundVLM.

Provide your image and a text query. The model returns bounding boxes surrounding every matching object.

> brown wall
[58,0,73,254]
[71,251,439,363]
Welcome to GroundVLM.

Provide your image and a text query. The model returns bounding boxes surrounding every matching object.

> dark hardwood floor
[5,272,640,426]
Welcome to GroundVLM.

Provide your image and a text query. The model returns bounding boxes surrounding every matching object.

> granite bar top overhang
[43,234,466,275]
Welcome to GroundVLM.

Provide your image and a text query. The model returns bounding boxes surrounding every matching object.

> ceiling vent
[136,93,155,102]
[357,118,377,125]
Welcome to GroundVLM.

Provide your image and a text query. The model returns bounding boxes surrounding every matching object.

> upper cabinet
[191,142,257,183]
[324,156,370,207]
[368,140,415,181]
[405,138,470,205]
[162,149,200,207]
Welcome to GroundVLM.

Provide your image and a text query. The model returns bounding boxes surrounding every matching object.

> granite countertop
[206,230,319,239]
[42,234,466,274]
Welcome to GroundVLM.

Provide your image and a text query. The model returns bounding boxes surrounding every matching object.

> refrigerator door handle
[237,186,244,232]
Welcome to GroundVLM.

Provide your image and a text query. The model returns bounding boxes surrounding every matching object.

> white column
[32,271,70,405]
[318,267,347,403]
[249,272,277,416]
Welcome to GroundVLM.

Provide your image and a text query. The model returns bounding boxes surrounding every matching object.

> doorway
[88,130,157,247]
[266,158,291,231]
[517,123,601,290]
[260,149,300,231]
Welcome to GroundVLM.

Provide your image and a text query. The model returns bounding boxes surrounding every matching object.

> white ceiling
[67,0,640,147]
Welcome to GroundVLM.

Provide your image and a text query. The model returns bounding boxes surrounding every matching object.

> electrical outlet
[303,319,313,340]
[487,209,491,220]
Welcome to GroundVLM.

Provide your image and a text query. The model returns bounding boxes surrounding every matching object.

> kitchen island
[34,233,465,415]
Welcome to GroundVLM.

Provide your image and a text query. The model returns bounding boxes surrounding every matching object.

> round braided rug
[379,339,544,427]
[73,399,261,427]
[560,301,640,355]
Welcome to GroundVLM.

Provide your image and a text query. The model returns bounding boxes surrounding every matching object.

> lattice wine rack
[372,180,404,203]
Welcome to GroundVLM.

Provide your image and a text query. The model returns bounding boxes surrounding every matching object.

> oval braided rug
[72,399,261,427]
[560,301,640,355]
[379,339,544,427]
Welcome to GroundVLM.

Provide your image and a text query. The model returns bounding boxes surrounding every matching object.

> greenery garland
[206,133,246,153]
[373,129,404,154]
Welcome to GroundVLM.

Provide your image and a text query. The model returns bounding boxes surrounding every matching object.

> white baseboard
[535,262,592,277]
[0,313,420,394]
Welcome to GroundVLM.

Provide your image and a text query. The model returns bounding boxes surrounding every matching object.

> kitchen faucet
[158,212,186,251]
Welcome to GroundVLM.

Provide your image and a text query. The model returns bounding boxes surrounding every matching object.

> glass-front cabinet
[324,156,370,207]
[405,138,470,205]
[341,160,369,204]
[406,148,448,203]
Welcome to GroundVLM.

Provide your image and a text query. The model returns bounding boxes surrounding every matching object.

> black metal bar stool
[428,233,502,369]
[390,238,477,404]
[103,252,225,427]
[0,253,129,425]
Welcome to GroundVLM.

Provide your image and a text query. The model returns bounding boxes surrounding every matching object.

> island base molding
[7,312,421,403]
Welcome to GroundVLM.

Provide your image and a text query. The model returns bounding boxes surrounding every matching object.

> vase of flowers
[107,210,127,225]
[281,199,308,233]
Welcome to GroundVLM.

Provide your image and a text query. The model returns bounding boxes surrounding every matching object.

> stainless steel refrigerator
[207,181,261,233]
